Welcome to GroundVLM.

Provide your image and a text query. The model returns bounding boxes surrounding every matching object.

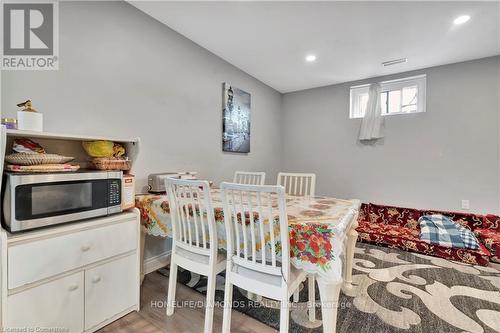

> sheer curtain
[359,83,384,141]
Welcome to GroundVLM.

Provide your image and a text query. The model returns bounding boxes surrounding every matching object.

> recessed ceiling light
[305,55,316,62]
[382,58,407,66]
[454,15,470,25]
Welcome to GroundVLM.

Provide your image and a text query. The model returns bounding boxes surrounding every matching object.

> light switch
[461,200,470,210]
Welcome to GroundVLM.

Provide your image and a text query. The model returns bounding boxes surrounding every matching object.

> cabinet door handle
[68,284,79,292]
[91,275,101,284]
[81,244,91,252]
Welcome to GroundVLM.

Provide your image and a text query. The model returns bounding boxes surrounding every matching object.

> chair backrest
[220,182,290,281]
[233,171,266,185]
[277,172,316,197]
[165,177,217,258]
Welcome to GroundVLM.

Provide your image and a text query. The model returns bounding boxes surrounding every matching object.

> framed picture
[222,82,251,153]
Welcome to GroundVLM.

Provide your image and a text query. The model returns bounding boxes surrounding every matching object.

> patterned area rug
[159,243,500,332]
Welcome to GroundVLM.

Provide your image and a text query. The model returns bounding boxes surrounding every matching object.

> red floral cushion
[357,220,420,240]
[359,203,370,222]
[368,203,421,229]
[474,228,500,257]
[365,202,489,231]
[357,221,491,266]
[421,209,484,231]
[483,215,500,232]
[358,203,498,265]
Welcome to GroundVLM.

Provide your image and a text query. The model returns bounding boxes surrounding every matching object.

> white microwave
[2,170,122,232]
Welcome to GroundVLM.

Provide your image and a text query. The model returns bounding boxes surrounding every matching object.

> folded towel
[419,214,479,250]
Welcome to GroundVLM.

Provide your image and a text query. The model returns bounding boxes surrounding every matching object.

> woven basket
[5,153,74,166]
[90,158,131,171]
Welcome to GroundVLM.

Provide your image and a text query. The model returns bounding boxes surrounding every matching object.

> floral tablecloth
[136,190,360,281]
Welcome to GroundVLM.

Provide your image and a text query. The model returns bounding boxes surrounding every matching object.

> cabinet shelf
[1,127,141,174]
[5,129,139,144]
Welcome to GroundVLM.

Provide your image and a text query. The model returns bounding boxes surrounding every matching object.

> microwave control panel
[109,179,121,206]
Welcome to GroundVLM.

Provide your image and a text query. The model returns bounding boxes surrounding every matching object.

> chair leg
[166,260,178,316]
[204,271,216,333]
[293,288,300,302]
[222,276,233,333]
[279,291,290,333]
[308,275,316,322]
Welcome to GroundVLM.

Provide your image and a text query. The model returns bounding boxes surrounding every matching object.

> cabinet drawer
[6,271,84,333]
[8,219,138,289]
[85,254,138,330]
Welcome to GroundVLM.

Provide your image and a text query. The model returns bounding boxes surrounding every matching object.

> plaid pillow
[456,224,480,250]
[419,215,479,250]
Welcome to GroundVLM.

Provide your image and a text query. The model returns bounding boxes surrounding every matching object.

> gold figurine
[16,100,37,112]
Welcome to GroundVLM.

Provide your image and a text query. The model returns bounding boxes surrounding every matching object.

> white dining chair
[277,172,317,304]
[233,171,266,185]
[165,178,225,333]
[220,182,311,333]
[277,172,316,197]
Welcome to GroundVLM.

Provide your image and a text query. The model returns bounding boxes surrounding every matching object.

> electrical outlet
[461,200,470,210]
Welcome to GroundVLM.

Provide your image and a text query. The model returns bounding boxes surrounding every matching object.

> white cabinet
[85,254,138,330]
[0,211,140,333]
[6,272,84,332]
[8,218,138,289]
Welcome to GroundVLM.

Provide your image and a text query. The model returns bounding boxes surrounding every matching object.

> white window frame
[349,74,426,119]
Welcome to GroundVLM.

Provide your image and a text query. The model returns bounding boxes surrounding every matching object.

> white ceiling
[130,1,500,93]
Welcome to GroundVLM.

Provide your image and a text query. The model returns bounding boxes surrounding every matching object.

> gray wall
[1,1,499,261]
[281,56,500,215]
[1,1,283,259]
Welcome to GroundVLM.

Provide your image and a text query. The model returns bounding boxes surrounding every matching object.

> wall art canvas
[222,82,251,153]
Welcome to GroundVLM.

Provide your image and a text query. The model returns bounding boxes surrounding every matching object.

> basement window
[349,74,426,119]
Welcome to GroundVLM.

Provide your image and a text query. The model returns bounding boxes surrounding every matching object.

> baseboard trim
[144,251,171,275]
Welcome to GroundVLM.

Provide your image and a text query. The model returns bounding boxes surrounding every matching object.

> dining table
[135,189,361,333]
